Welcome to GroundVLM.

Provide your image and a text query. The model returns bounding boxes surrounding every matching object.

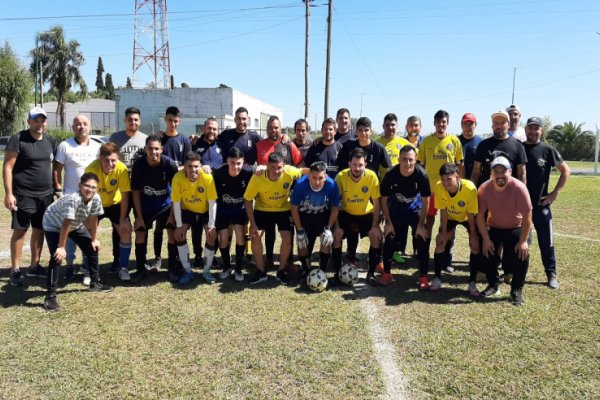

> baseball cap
[506,104,521,113]
[28,106,47,120]
[491,110,509,122]
[526,116,543,126]
[461,113,477,123]
[491,156,512,170]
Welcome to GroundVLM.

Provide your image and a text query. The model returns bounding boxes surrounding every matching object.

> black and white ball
[307,269,328,292]
[339,263,359,285]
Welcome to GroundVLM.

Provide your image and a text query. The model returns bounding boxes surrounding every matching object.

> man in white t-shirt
[506,104,526,142]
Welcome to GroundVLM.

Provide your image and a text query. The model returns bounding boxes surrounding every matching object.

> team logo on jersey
[281,147,288,157]
[446,143,454,151]
[458,201,465,207]
[110,179,117,186]
[197,186,205,193]
[361,186,368,193]
[537,158,547,168]
[283,182,290,189]
[396,143,402,150]
[248,139,252,147]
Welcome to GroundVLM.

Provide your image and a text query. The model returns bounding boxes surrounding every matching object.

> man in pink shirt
[476,156,532,306]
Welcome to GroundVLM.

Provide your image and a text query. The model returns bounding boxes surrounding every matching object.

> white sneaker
[430,277,442,291]
[118,268,131,281]
[219,268,233,280]
[82,274,91,286]
[468,281,480,297]
[234,270,244,282]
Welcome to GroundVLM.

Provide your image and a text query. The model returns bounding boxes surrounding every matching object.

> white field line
[361,297,408,400]
[552,232,600,243]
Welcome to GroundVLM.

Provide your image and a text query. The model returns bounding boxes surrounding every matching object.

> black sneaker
[328,275,341,287]
[43,297,60,312]
[480,285,501,298]
[9,270,24,287]
[131,269,147,284]
[547,272,559,289]
[366,274,379,286]
[64,265,75,280]
[146,256,162,272]
[110,260,119,274]
[26,265,47,278]
[193,256,203,269]
[276,270,289,285]
[249,271,268,285]
[88,283,113,293]
[509,289,525,306]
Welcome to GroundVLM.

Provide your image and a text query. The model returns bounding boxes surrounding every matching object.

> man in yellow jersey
[432,163,481,295]
[170,152,218,285]
[84,142,133,281]
[332,148,383,285]
[244,152,306,285]
[417,110,464,271]
[376,113,410,168]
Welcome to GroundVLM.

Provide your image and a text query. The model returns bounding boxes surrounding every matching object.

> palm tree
[30,26,87,129]
[547,121,594,161]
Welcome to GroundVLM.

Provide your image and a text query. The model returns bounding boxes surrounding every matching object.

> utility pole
[304,0,311,120]
[511,66,518,104]
[359,93,366,117]
[324,0,332,119]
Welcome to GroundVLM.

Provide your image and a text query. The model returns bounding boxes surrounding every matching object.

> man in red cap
[458,112,482,181]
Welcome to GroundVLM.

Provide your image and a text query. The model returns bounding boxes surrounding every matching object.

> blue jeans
[530,205,556,274]
[66,238,88,270]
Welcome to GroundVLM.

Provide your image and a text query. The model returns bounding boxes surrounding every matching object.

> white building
[114,87,282,137]
[42,99,116,134]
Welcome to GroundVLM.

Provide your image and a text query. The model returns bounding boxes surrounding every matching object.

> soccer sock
[434,252,444,278]
[382,233,396,273]
[220,246,231,269]
[204,244,216,274]
[235,244,245,272]
[367,246,380,276]
[135,241,147,271]
[347,233,358,260]
[444,237,455,266]
[167,243,178,270]
[469,253,480,282]
[111,227,120,263]
[299,255,310,272]
[265,227,275,260]
[118,243,132,270]
[319,252,330,272]
[332,247,342,274]
[177,242,192,272]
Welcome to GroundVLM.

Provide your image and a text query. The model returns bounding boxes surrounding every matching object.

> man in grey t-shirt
[109,106,147,170]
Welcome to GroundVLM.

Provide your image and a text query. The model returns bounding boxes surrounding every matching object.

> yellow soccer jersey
[85,159,131,207]
[376,135,411,167]
[171,170,217,214]
[243,165,302,212]
[335,168,381,216]
[433,178,478,223]
[417,134,463,191]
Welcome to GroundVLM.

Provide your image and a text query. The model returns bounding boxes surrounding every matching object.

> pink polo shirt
[478,178,531,229]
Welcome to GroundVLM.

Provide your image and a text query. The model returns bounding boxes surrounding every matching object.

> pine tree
[95,57,105,91]
[105,73,114,99]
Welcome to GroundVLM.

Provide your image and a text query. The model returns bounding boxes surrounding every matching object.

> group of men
[3,102,569,311]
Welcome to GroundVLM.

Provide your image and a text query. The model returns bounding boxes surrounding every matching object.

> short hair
[204,117,218,126]
[434,110,449,121]
[227,147,244,159]
[268,151,284,164]
[336,108,350,119]
[80,172,99,184]
[384,113,397,123]
[235,107,249,116]
[99,142,119,157]
[145,135,162,146]
[310,161,327,173]
[125,107,141,117]
[406,115,421,125]
[439,163,459,176]
[321,117,336,129]
[165,106,180,117]
[356,117,371,129]
[184,151,201,163]
[294,118,309,130]
[399,144,417,155]
[349,148,367,161]
[267,115,280,125]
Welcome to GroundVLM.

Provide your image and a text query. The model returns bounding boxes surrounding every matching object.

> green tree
[30,26,87,129]
[105,73,114,99]
[95,56,105,91]
[547,121,594,161]
[0,42,33,136]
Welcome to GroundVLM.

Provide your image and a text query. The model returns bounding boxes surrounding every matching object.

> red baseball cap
[461,113,477,123]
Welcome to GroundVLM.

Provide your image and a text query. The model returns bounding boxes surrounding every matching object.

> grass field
[1,174,598,399]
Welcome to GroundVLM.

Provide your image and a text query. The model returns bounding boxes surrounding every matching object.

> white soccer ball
[339,263,359,286]
[307,269,328,292]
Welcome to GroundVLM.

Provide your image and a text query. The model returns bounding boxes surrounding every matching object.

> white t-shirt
[508,126,526,142]
[55,137,101,194]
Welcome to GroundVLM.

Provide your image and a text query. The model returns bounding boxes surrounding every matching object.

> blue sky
[1,0,599,135]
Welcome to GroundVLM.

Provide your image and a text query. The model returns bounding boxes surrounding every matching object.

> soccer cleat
[379,272,393,286]
[547,272,559,289]
[503,273,513,285]
[249,271,268,285]
[118,268,131,281]
[130,269,147,284]
[366,274,379,286]
[234,269,244,282]
[193,256,203,269]
[443,265,455,274]
[392,251,405,264]
[429,277,442,291]
[64,265,75,280]
[9,270,24,287]
[468,281,480,297]
[375,262,384,274]
[418,276,430,291]
[145,257,161,272]
[178,271,194,285]
[43,297,60,312]
[110,260,119,274]
[26,265,47,278]
[219,268,233,280]
[509,289,525,306]
[202,271,216,284]
[88,283,113,293]
[276,270,289,285]
[480,285,501,298]
[82,274,91,287]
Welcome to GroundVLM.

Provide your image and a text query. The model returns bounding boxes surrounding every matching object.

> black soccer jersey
[212,164,254,210]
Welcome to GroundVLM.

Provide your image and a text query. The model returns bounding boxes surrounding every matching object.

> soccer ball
[307,269,328,292]
[339,263,359,286]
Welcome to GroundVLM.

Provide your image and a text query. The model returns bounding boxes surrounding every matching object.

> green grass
[0,174,599,399]
[564,160,597,169]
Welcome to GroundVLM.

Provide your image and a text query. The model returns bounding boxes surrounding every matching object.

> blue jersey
[160,132,192,167]
[131,155,178,216]
[291,175,340,228]
[459,134,483,181]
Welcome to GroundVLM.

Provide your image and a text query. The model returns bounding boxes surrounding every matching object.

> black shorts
[11,194,53,230]
[338,211,373,238]
[181,209,209,228]
[140,206,171,231]
[446,219,469,233]
[254,210,293,232]
[216,207,247,231]
[99,204,122,225]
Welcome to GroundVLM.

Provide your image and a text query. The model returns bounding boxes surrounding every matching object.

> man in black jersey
[523,117,570,289]
[334,108,356,145]
[304,118,341,179]
[214,147,255,282]
[217,106,261,165]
